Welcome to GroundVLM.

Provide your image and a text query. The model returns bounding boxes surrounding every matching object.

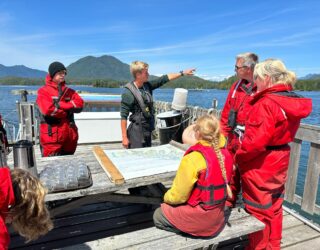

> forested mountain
[0,55,319,90]
[66,55,132,81]
[0,64,46,78]
[300,74,320,80]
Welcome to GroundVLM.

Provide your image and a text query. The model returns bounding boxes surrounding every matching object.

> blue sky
[0,0,319,80]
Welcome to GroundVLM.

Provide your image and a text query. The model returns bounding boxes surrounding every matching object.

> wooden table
[7,142,176,216]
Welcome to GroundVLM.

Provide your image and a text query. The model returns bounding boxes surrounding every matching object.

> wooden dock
[8,100,320,249]
[6,141,320,249]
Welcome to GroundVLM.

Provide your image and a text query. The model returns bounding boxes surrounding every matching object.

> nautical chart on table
[103,144,185,180]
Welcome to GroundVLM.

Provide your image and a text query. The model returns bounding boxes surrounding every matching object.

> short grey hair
[236,52,259,69]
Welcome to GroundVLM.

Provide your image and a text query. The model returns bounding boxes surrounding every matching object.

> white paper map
[103,144,185,180]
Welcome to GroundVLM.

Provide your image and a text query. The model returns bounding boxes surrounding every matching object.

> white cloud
[197,74,231,81]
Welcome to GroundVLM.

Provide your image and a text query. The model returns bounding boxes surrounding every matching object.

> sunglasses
[235,65,248,70]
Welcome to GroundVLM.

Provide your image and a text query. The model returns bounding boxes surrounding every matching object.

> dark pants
[128,122,152,149]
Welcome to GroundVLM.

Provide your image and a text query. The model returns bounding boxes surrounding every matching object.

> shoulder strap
[231,80,242,98]
[58,86,68,102]
[241,81,254,95]
[125,82,150,118]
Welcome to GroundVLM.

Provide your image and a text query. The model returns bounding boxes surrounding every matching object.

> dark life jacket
[125,82,155,132]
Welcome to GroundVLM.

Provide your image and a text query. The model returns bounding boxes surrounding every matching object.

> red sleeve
[235,101,276,167]
[69,90,84,110]
[59,88,84,112]
[220,83,237,136]
[36,87,69,118]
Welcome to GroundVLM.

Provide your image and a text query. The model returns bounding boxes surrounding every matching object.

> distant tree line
[294,79,320,91]
[0,77,44,85]
[0,75,319,91]
[69,78,125,88]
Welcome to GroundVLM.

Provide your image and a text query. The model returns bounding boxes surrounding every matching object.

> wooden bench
[63,208,264,250]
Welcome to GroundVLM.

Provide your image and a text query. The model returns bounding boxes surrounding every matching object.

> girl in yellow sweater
[153,114,233,237]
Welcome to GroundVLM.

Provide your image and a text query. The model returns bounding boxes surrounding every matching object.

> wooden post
[285,139,302,203]
[301,143,320,214]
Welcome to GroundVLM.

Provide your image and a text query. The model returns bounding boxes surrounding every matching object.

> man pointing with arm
[121,61,195,149]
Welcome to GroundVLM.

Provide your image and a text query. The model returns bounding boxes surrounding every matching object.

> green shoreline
[1,76,320,91]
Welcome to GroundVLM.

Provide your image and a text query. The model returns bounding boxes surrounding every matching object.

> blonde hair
[194,115,232,199]
[130,61,149,78]
[10,169,53,242]
[253,59,296,86]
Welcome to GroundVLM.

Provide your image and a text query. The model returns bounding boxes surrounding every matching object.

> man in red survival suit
[36,62,84,157]
[220,52,259,207]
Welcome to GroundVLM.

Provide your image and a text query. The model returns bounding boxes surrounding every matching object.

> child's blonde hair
[10,169,53,242]
[194,115,233,199]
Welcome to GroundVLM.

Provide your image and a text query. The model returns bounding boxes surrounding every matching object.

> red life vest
[186,143,233,210]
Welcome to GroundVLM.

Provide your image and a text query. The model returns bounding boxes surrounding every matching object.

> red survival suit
[0,168,15,250]
[36,75,84,157]
[220,79,257,206]
[235,84,312,250]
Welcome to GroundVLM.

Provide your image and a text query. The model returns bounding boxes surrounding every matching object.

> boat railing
[285,123,320,216]
[83,100,121,112]
[15,101,38,144]
[154,100,221,126]
[1,119,17,145]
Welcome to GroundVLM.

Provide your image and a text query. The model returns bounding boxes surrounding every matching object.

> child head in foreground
[0,168,53,248]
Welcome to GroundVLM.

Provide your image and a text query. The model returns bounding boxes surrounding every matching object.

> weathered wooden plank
[282,236,320,249]
[292,194,320,215]
[93,145,125,185]
[64,209,264,250]
[70,216,264,250]
[282,214,304,229]
[281,224,320,248]
[285,139,302,203]
[301,143,320,214]
[295,124,320,144]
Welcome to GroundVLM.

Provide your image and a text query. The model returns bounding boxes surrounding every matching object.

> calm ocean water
[0,85,319,223]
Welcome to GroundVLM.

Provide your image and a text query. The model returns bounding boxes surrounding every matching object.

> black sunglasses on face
[235,65,248,70]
